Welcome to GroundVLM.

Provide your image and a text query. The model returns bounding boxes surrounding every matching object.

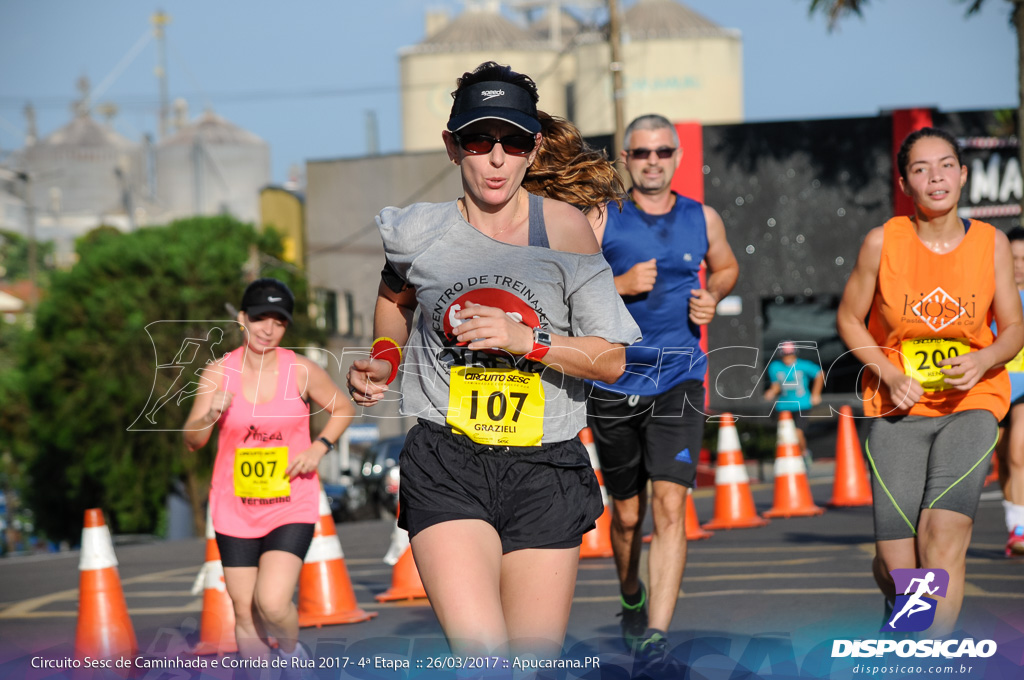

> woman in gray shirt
[347,61,640,663]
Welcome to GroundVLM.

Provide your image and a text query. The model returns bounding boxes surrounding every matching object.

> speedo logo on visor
[481,89,505,101]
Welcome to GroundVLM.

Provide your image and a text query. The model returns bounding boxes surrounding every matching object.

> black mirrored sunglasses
[627,147,677,160]
[455,132,537,156]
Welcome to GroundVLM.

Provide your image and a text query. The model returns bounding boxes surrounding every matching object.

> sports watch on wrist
[529,327,551,361]
[317,436,335,452]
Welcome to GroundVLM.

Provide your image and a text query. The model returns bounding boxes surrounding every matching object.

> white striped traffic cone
[297,490,377,627]
[192,504,237,655]
[579,427,614,559]
[75,509,138,662]
[702,414,769,530]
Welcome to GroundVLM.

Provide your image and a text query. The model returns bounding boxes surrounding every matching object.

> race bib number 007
[233,447,290,498]
[447,367,545,446]
[901,338,971,393]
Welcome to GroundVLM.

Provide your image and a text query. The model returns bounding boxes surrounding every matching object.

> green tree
[809,0,1024,209]
[12,216,321,543]
[0,229,55,284]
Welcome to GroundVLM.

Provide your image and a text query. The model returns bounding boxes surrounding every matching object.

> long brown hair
[523,111,625,214]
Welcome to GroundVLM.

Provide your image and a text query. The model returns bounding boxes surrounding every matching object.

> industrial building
[401,0,742,151]
[1,80,270,265]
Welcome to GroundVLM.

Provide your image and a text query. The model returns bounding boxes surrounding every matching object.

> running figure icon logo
[883,568,949,632]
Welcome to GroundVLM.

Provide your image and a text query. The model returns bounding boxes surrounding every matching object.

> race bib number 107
[447,367,545,446]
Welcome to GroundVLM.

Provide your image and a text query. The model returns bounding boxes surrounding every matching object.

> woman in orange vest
[837,128,1023,637]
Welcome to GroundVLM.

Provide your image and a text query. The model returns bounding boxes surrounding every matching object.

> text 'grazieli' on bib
[446,367,545,446]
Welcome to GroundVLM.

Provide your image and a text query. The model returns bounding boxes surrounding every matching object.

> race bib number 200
[447,367,545,446]
[901,338,971,392]
[233,447,291,498]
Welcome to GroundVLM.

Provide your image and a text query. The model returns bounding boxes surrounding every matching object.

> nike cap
[447,80,540,134]
[241,277,294,323]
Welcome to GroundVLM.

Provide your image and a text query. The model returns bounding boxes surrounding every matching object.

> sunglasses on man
[626,147,677,160]
[453,132,537,156]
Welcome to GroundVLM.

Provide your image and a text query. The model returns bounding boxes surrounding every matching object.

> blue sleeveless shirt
[591,193,708,396]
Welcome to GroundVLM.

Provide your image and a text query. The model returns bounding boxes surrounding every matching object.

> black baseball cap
[447,80,541,134]
[241,278,294,323]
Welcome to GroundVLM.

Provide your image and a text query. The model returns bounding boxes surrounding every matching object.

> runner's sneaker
[617,582,648,650]
[1006,525,1024,557]
[635,631,668,665]
[278,642,316,680]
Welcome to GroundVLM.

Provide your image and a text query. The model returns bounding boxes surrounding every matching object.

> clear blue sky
[0,0,1016,183]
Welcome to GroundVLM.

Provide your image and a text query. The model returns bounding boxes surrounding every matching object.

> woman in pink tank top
[184,278,353,665]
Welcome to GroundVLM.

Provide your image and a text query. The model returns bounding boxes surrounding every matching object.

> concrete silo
[155,110,270,223]
[19,109,143,236]
[400,0,568,152]
[574,0,743,137]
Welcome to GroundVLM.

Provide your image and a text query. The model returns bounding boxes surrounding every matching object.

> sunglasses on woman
[626,147,677,160]
[454,132,537,156]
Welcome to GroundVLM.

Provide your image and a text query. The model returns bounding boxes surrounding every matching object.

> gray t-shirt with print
[376,197,642,444]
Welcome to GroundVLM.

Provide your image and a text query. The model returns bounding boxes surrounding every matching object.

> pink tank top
[210,347,318,538]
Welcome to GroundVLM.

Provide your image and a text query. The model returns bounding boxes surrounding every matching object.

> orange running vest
[863,216,1009,419]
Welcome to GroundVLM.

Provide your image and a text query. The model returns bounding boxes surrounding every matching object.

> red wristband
[371,337,402,385]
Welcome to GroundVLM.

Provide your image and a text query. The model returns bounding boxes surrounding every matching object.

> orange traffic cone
[685,491,714,540]
[75,508,138,662]
[376,515,427,601]
[192,505,237,655]
[578,427,614,559]
[702,414,769,530]
[828,405,873,506]
[297,490,377,627]
[763,412,825,518]
[377,546,427,601]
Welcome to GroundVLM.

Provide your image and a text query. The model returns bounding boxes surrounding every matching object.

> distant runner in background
[994,226,1024,555]
[763,340,824,459]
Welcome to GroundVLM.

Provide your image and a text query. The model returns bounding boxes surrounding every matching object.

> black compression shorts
[215,523,316,568]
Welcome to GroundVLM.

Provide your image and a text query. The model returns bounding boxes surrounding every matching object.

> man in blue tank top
[587,114,738,664]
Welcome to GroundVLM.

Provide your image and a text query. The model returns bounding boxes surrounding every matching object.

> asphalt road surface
[1,462,1022,680]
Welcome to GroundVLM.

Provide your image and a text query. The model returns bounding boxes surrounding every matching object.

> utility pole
[607,0,626,162]
[152,10,171,141]
[16,171,39,309]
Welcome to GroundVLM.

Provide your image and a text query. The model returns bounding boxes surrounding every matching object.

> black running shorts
[586,380,705,499]
[397,419,604,554]
[216,523,316,568]
[866,410,998,541]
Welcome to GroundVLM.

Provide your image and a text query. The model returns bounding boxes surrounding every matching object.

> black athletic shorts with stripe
[586,379,705,500]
